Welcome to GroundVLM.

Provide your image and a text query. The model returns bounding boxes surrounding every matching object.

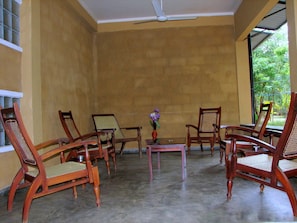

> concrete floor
[1,148,297,223]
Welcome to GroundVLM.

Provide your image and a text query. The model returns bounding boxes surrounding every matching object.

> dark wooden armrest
[79,130,115,140]
[35,137,69,150]
[97,128,116,132]
[227,133,276,154]
[40,140,98,161]
[120,126,142,130]
[185,124,198,131]
[264,129,282,137]
[213,124,220,131]
[225,125,259,135]
[79,132,98,140]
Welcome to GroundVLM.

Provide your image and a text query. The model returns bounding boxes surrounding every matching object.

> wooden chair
[92,114,143,157]
[225,92,297,216]
[0,103,100,223]
[185,107,221,155]
[219,102,272,163]
[59,110,116,175]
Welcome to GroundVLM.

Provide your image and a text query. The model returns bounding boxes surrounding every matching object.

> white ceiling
[78,0,243,24]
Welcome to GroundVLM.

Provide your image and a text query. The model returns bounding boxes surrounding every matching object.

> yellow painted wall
[235,40,252,124]
[0,45,21,90]
[95,26,240,146]
[0,44,22,189]
[40,0,97,141]
[0,151,20,189]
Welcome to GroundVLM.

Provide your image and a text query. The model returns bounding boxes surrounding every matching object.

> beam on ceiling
[234,0,279,41]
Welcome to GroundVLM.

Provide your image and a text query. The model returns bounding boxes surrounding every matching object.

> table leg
[147,146,153,181]
[181,145,187,180]
[157,152,160,169]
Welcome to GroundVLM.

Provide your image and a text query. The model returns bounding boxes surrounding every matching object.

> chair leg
[260,183,265,192]
[138,140,142,158]
[72,181,78,198]
[92,166,101,207]
[109,148,117,171]
[227,179,233,200]
[186,130,191,155]
[210,138,214,156]
[219,148,224,164]
[8,169,25,211]
[103,151,111,175]
[119,142,126,156]
[22,178,42,223]
[219,141,226,164]
[226,154,233,200]
[275,168,297,216]
[187,143,191,155]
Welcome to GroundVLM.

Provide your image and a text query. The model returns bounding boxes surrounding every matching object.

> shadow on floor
[1,148,297,223]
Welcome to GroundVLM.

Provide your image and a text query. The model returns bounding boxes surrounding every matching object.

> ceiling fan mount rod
[157,16,167,22]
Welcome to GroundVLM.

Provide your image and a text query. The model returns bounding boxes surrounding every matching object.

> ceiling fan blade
[152,0,165,17]
[135,0,197,24]
[134,19,157,24]
[167,16,198,21]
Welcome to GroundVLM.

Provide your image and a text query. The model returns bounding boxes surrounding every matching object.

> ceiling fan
[136,0,198,24]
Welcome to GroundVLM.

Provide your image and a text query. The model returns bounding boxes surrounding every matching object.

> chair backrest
[198,107,221,134]
[59,111,82,142]
[276,92,297,158]
[252,102,273,139]
[0,103,43,171]
[92,114,124,139]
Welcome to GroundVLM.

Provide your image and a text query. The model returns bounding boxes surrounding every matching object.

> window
[249,1,288,128]
[0,90,23,152]
[0,0,21,48]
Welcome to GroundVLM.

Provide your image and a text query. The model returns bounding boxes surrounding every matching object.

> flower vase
[152,129,158,142]
[152,122,158,142]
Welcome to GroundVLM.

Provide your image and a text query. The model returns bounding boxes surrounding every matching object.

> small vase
[152,129,158,142]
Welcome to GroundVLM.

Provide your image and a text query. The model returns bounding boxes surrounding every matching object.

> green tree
[252,24,290,122]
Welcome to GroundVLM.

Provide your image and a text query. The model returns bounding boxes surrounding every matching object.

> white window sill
[0,145,14,153]
[0,39,22,52]
[0,90,23,98]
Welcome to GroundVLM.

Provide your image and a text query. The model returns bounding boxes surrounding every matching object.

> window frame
[0,89,23,153]
[0,0,22,51]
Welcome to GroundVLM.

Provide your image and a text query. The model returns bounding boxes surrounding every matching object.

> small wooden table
[146,137,186,181]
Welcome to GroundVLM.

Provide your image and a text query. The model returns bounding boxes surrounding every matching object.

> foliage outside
[252,24,290,127]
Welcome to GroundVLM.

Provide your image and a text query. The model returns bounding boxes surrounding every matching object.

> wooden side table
[146,137,186,181]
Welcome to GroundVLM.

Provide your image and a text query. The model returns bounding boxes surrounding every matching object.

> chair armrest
[213,124,220,131]
[79,132,98,141]
[120,126,142,130]
[263,129,282,146]
[80,130,115,149]
[35,137,69,150]
[185,124,198,131]
[97,128,116,132]
[225,125,253,132]
[226,133,276,154]
[79,130,114,140]
[40,140,98,161]
[224,125,259,136]
[264,129,282,137]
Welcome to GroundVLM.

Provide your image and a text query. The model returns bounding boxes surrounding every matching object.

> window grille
[0,0,20,46]
[0,90,22,152]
